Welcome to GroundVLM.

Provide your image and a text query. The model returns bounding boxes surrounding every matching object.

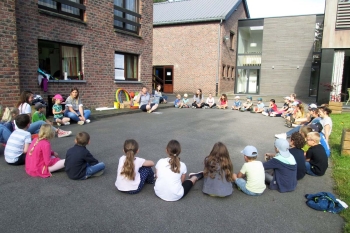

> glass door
[236,68,259,94]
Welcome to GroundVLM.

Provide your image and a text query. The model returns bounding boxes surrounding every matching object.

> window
[230,31,235,50]
[38,40,82,80]
[336,0,350,29]
[38,0,85,19]
[227,65,231,78]
[231,67,235,78]
[115,53,138,81]
[222,65,226,78]
[114,0,141,33]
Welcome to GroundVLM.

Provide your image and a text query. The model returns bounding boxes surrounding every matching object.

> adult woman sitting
[154,84,167,104]
[64,87,91,125]
[318,106,332,143]
[17,90,71,138]
[136,86,158,113]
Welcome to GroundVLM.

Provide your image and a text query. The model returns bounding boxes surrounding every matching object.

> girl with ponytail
[154,140,203,201]
[25,124,65,177]
[115,139,155,194]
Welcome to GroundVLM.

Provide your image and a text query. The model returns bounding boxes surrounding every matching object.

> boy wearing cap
[263,139,297,193]
[32,102,52,125]
[52,94,71,126]
[251,98,264,113]
[305,132,328,176]
[231,96,241,110]
[239,96,253,112]
[232,146,266,196]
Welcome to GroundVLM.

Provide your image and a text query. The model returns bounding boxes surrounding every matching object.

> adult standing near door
[64,87,91,125]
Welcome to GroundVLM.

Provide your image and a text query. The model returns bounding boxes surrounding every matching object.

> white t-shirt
[320,117,332,136]
[18,103,31,114]
[115,155,146,191]
[154,158,187,201]
[240,161,266,194]
[206,97,215,105]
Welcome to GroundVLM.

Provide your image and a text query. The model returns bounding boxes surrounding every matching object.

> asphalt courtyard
[0,108,344,233]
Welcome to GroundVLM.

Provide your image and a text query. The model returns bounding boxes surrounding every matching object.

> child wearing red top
[25,124,65,178]
[262,99,277,116]
[217,94,228,109]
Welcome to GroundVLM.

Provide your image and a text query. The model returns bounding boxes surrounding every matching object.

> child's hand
[53,152,59,157]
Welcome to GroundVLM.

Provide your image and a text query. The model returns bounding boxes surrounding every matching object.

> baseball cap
[257,97,262,101]
[34,102,46,110]
[184,93,188,98]
[310,123,323,133]
[241,145,258,157]
[274,139,291,158]
[234,96,240,99]
[53,94,64,101]
[308,103,317,109]
[246,96,252,100]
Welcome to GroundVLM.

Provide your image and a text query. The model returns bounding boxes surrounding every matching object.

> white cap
[184,93,188,98]
[234,96,240,99]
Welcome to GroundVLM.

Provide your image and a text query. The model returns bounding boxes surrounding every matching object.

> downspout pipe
[216,19,223,97]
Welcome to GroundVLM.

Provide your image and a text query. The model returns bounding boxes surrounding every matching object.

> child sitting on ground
[174,94,182,108]
[25,124,65,178]
[288,132,306,180]
[115,139,155,194]
[64,132,105,180]
[1,107,19,133]
[231,96,241,110]
[4,114,31,165]
[232,145,266,196]
[52,94,70,126]
[305,132,328,176]
[263,138,297,193]
[202,142,233,197]
[204,93,216,109]
[270,96,290,117]
[181,93,190,108]
[154,140,203,201]
[32,103,52,125]
[217,94,228,109]
[240,96,253,112]
[262,99,277,116]
[251,98,264,113]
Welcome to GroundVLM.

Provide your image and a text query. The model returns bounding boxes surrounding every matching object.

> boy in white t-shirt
[232,145,266,196]
[4,114,31,165]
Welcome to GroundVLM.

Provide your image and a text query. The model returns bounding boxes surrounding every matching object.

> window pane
[114,10,123,28]
[38,0,57,9]
[126,55,137,79]
[62,46,80,77]
[115,54,125,80]
[38,41,60,77]
[62,0,80,16]
[238,27,263,54]
[125,0,137,31]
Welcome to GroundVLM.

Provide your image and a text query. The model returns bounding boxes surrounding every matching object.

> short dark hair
[15,114,30,129]
[291,132,305,149]
[75,132,90,146]
[270,99,275,103]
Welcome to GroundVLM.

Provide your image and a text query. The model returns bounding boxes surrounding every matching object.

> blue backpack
[305,192,345,214]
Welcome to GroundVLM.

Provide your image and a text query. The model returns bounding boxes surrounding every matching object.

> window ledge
[114,28,142,39]
[49,80,87,83]
[114,80,143,84]
[38,9,87,25]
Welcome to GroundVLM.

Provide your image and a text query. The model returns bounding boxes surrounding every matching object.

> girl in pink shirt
[217,94,228,109]
[25,124,65,178]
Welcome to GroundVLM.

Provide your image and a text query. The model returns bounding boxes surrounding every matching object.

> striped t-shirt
[4,129,31,163]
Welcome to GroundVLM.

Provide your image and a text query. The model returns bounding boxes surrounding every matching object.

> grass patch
[329,113,350,232]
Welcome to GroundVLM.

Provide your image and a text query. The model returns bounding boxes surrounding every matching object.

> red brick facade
[0,0,153,109]
[153,2,247,96]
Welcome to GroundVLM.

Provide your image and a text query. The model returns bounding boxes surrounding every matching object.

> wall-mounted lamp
[272,66,274,69]
[297,66,299,69]
[223,35,230,42]
[250,43,257,47]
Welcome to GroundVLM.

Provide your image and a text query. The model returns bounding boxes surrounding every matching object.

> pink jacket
[25,138,60,178]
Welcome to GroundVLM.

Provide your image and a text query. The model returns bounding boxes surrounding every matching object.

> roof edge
[154,17,224,26]
[242,0,250,18]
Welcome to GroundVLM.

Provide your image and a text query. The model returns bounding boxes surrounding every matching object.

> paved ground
[0,107,344,233]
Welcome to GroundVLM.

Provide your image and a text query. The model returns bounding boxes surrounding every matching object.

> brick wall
[0,0,21,107]
[7,0,153,109]
[260,15,316,98]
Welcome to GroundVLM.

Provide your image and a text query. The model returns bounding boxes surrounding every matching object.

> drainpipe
[216,19,223,97]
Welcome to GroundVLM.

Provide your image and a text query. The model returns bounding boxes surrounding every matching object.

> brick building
[153,0,250,96]
[0,0,153,109]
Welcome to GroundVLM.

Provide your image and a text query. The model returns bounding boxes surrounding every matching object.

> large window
[115,53,138,81]
[38,0,85,19]
[38,40,82,80]
[114,0,141,33]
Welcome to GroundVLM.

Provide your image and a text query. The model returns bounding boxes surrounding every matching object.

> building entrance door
[236,68,260,94]
[153,66,173,93]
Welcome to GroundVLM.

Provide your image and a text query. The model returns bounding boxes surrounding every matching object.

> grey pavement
[0,108,344,233]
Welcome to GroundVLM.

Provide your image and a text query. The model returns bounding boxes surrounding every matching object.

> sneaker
[275,133,287,139]
[77,121,84,125]
[92,169,104,177]
[292,123,298,128]
[189,171,204,180]
[262,112,268,116]
[64,122,70,125]
[57,129,72,138]
[57,122,61,126]
[85,119,91,124]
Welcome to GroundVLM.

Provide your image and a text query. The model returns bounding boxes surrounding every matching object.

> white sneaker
[77,121,84,125]
[57,129,72,138]
[85,119,91,124]
[64,122,70,125]
[275,133,287,139]
[262,112,268,116]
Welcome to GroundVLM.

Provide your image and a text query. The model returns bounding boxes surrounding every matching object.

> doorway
[153,66,173,93]
[235,68,260,94]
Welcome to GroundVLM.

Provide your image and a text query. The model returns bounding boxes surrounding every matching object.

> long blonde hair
[1,107,19,122]
[166,140,181,173]
[121,139,139,180]
[29,124,55,156]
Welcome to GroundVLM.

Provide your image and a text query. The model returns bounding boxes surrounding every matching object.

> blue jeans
[305,162,317,176]
[81,162,105,180]
[0,124,11,144]
[64,109,91,122]
[286,126,301,137]
[27,121,57,134]
[235,178,263,196]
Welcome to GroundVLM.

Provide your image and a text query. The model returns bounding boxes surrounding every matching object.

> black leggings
[192,102,205,108]
[7,153,26,166]
[181,180,194,199]
[204,103,216,108]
